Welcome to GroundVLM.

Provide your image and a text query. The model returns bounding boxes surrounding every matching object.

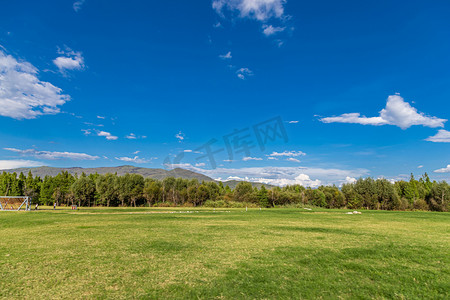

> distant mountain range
[4,165,214,182]
[3,165,275,188]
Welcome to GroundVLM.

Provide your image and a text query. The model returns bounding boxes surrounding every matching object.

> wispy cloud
[288,120,299,124]
[243,156,263,161]
[4,148,99,160]
[212,0,286,22]
[0,48,69,119]
[426,130,450,143]
[212,0,291,39]
[268,150,306,158]
[219,51,232,59]
[115,156,149,164]
[175,131,185,142]
[73,0,86,12]
[125,133,146,140]
[320,95,447,130]
[286,157,300,163]
[236,67,253,80]
[262,24,285,36]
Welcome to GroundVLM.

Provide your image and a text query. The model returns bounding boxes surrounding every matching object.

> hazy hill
[222,180,275,190]
[4,166,276,188]
[4,165,214,182]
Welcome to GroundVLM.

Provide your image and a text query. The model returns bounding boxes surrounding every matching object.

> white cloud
[83,122,104,127]
[426,130,450,143]
[262,24,285,36]
[73,0,85,12]
[219,51,232,59]
[133,150,140,155]
[4,148,99,160]
[418,165,424,169]
[81,129,91,135]
[125,133,138,140]
[236,67,253,79]
[184,150,193,153]
[125,133,146,140]
[97,131,118,140]
[175,131,185,142]
[53,47,85,72]
[175,165,369,187]
[243,156,263,161]
[0,160,44,170]
[288,120,299,124]
[97,115,105,119]
[195,163,206,167]
[213,0,286,22]
[320,95,447,130]
[164,163,193,169]
[268,150,306,157]
[344,176,357,184]
[286,157,300,163]
[115,156,149,164]
[0,48,70,119]
[434,165,450,173]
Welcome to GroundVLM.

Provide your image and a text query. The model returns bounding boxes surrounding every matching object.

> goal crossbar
[0,196,31,211]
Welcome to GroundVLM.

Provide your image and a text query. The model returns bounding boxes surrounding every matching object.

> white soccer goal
[0,196,31,211]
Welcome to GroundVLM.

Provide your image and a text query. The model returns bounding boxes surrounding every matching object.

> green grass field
[0,208,449,299]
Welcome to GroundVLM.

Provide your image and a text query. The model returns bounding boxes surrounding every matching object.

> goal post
[0,196,31,211]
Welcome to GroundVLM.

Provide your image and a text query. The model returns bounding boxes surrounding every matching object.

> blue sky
[0,0,449,186]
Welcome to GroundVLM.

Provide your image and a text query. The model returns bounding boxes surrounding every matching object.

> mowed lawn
[0,208,449,299]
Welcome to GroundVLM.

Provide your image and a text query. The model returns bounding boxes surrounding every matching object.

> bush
[413,199,429,211]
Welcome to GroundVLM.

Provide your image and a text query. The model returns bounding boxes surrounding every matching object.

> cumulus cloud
[0,160,44,170]
[426,130,450,143]
[344,176,357,184]
[212,0,286,22]
[73,0,85,12]
[320,95,447,130]
[53,47,85,72]
[4,148,99,160]
[0,48,70,119]
[97,131,118,140]
[115,156,149,164]
[262,24,285,36]
[434,165,450,173]
[219,51,232,59]
[236,67,253,79]
[168,164,369,187]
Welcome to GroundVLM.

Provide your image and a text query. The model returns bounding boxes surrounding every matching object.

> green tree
[258,185,269,207]
[71,176,96,207]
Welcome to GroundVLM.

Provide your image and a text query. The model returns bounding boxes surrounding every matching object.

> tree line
[0,171,448,211]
